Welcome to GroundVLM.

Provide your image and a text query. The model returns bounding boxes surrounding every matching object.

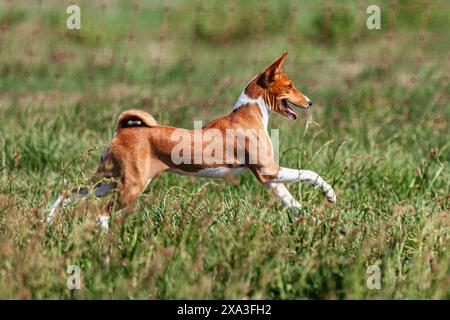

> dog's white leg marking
[47,191,85,224]
[273,168,336,203]
[265,182,319,222]
[97,215,109,231]
[47,186,102,224]
[47,194,63,223]
[265,182,302,209]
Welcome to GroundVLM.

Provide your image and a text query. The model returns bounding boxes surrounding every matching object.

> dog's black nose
[308,100,313,106]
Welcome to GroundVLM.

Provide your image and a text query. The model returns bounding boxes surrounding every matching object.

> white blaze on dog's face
[255,51,312,121]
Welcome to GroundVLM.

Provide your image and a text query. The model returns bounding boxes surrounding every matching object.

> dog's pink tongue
[287,108,298,120]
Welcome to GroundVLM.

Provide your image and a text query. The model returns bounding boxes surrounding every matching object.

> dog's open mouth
[282,99,298,121]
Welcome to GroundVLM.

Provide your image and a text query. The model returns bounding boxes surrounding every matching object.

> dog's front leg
[264,182,320,222]
[264,182,302,210]
[265,182,306,217]
[272,167,336,203]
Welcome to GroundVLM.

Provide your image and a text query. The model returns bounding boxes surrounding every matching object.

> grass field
[0,0,449,299]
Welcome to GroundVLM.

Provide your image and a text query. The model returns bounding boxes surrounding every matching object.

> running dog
[48,52,336,229]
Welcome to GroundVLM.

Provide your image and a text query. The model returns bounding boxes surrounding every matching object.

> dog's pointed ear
[258,51,288,87]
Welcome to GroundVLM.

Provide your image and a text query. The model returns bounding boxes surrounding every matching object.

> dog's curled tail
[116,109,158,130]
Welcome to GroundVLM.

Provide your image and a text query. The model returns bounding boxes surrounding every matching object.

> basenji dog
[48,52,336,230]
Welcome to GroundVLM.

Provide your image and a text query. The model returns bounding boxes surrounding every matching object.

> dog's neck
[233,77,270,130]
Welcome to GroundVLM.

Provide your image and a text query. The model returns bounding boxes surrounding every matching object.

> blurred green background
[0,0,448,299]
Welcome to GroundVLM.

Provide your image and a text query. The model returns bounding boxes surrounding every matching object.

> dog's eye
[288,82,293,88]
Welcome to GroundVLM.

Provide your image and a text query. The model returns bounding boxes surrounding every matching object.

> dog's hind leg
[47,187,89,224]
[95,179,150,231]
[47,182,117,224]
[48,195,64,223]
[47,146,121,225]
[96,159,168,231]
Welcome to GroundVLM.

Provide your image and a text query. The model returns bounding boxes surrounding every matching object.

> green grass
[0,0,449,299]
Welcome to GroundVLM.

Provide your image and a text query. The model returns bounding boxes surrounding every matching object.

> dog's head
[247,52,312,121]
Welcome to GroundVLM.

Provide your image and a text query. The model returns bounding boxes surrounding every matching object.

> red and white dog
[48,52,336,229]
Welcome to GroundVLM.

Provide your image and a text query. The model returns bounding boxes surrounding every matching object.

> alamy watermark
[66,4,381,31]
[366,264,381,290]
[366,5,381,30]
[67,265,81,290]
[66,5,81,30]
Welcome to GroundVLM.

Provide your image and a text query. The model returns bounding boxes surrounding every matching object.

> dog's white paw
[289,207,321,224]
[326,189,337,203]
[289,207,304,220]
[97,215,110,232]
[46,194,63,224]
